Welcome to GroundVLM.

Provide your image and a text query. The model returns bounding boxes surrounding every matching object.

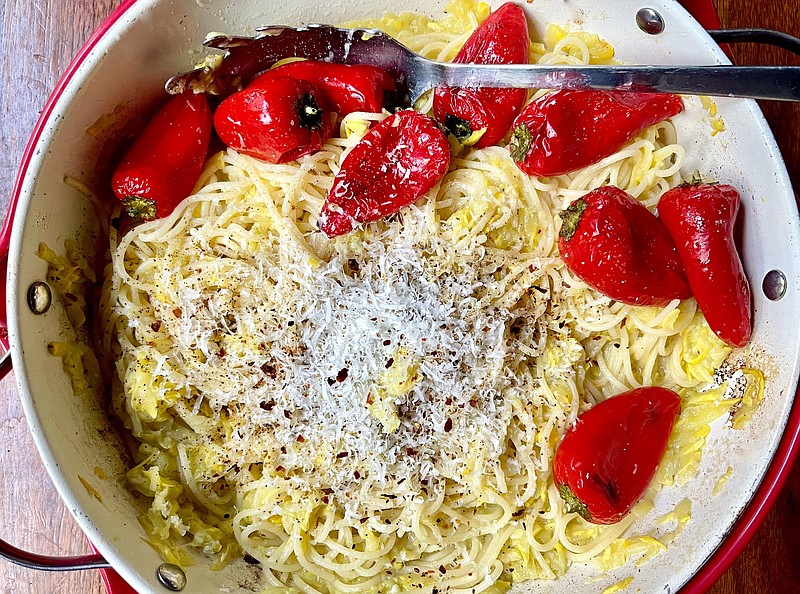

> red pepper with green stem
[433,2,530,148]
[510,89,684,176]
[558,186,692,306]
[554,386,682,524]
[111,91,212,220]
[657,183,752,347]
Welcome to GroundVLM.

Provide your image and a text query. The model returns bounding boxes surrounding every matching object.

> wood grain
[0,0,797,592]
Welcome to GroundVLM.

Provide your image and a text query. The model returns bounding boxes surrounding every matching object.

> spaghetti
[93,1,754,592]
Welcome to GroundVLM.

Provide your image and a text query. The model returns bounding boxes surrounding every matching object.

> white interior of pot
[7,0,800,593]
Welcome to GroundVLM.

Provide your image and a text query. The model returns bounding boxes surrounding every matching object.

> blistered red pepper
[214,75,333,164]
[554,387,681,525]
[658,183,752,347]
[111,92,212,220]
[318,110,450,237]
[433,2,529,148]
[558,186,691,305]
[509,90,684,176]
[250,60,395,116]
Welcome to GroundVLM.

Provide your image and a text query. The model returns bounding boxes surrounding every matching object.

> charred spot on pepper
[592,474,620,505]
[558,198,589,242]
[293,92,326,131]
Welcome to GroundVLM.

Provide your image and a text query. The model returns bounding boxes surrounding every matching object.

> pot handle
[0,224,11,358]
[0,535,109,571]
[0,383,111,568]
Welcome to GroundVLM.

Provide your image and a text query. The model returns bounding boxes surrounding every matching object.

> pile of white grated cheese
[137,208,552,517]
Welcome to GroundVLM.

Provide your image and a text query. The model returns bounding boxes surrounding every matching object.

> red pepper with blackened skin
[558,186,692,305]
[214,75,333,164]
[554,386,681,525]
[509,90,684,176]
[250,61,395,116]
[111,91,212,220]
[657,183,752,347]
[433,2,529,148]
[318,110,450,237]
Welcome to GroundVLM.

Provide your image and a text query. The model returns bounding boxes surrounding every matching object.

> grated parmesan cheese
[137,207,548,518]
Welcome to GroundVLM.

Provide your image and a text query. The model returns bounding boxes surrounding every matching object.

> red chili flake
[444,418,453,432]
[406,447,417,456]
[173,308,183,318]
[445,397,452,406]
[218,347,226,357]
[150,321,162,332]
[366,393,374,405]
[439,565,447,575]
[283,410,292,419]
[337,368,349,382]
[469,398,478,408]
[354,470,361,479]
[385,357,394,368]
[261,363,277,378]
[383,339,391,346]
[336,451,349,459]
[280,446,287,454]
[321,495,329,504]
[275,465,285,472]
[296,435,305,442]
[259,400,276,411]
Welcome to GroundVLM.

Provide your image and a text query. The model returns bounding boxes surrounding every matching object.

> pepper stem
[558,483,592,522]
[558,198,588,242]
[295,93,324,131]
[122,196,158,220]
[508,124,533,162]
[680,169,716,187]
[444,114,475,143]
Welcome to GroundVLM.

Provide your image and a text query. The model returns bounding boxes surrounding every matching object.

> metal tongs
[166,22,800,103]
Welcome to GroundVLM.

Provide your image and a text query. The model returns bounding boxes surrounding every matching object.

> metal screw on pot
[157,563,187,591]
[26,281,52,315]
[636,8,665,35]
[762,269,787,301]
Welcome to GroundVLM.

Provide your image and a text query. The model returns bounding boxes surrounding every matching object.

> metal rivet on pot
[27,282,52,315]
[636,8,665,35]
[762,269,787,301]
[157,563,187,591]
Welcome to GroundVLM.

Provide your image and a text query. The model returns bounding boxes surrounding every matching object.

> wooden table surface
[0,0,798,592]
